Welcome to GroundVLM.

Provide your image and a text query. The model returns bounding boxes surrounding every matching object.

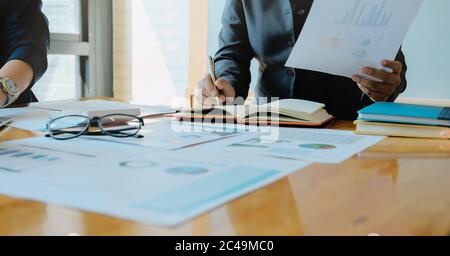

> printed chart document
[0,136,310,226]
[286,0,424,78]
[0,123,383,226]
[82,121,244,151]
[187,127,386,164]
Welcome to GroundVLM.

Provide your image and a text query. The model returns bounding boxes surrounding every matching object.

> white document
[0,100,176,131]
[31,100,176,118]
[286,0,424,78]
[193,127,386,164]
[81,121,245,151]
[0,137,136,175]
[0,107,54,131]
[0,136,309,226]
[0,121,383,226]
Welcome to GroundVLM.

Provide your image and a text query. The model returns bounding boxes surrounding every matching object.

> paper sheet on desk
[81,121,246,151]
[0,136,310,226]
[0,100,176,131]
[188,127,386,164]
[0,107,54,131]
[31,100,176,117]
[0,122,383,226]
[286,0,424,78]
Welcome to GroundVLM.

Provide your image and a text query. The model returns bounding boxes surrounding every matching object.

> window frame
[45,0,113,99]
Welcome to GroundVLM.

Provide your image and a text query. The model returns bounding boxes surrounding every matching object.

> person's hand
[195,74,236,107]
[352,60,403,102]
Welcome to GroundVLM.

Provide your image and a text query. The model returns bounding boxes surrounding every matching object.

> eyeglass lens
[48,116,91,140]
[98,115,142,137]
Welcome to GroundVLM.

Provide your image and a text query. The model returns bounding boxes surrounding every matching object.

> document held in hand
[286,0,424,79]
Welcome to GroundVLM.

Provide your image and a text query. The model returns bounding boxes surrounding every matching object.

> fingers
[361,67,399,84]
[215,78,236,98]
[352,75,388,94]
[361,60,402,84]
[202,74,219,97]
[219,94,226,103]
[195,74,238,106]
[356,83,388,102]
[354,59,403,102]
[352,75,395,102]
[202,97,221,107]
[381,60,403,74]
[195,74,219,106]
[215,78,228,90]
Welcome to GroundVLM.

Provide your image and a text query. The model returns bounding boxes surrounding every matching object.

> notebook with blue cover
[358,102,450,127]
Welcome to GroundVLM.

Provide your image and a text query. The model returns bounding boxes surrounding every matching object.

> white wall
[402,0,450,100]
[208,0,450,101]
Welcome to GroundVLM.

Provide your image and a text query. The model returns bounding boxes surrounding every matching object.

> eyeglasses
[46,114,145,140]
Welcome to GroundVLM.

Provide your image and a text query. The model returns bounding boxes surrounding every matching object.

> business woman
[196,0,407,120]
[0,0,50,107]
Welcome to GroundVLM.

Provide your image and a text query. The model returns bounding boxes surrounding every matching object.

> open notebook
[171,99,334,127]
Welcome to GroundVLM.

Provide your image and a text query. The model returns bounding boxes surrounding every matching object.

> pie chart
[166,166,209,175]
[119,161,158,169]
[299,144,337,150]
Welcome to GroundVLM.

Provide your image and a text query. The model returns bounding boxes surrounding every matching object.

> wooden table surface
[0,119,449,236]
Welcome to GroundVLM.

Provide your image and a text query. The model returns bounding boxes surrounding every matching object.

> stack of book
[355,102,450,139]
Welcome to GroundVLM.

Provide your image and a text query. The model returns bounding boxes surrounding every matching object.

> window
[137,0,190,98]
[43,0,81,34]
[35,0,83,102]
[34,55,81,101]
[113,0,202,106]
[35,0,112,102]
[131,0,190,105]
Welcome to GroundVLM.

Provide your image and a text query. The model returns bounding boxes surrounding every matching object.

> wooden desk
[0,119,449,236]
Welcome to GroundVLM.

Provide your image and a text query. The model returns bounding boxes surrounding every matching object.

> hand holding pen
[195,56,236,107]
[207,56,222,106]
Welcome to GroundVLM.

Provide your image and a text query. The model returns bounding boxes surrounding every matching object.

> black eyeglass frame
[46,114,145,140]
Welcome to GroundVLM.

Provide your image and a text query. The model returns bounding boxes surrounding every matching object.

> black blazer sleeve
[2,0,50,88]
[393,48,408,99]
[214,0,254,100]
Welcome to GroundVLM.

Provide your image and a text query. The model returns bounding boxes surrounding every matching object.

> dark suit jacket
[0,0,50,105]
[215,0,407,120]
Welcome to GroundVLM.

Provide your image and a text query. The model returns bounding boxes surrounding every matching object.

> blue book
[358,102,450,127]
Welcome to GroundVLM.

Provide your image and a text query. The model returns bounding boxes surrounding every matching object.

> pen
[207,56,222,106]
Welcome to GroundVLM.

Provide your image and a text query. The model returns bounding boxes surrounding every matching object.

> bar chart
[0,139,101,174]
[0,147,64,173]
[0,148,61,161]
[335,0,393,28]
